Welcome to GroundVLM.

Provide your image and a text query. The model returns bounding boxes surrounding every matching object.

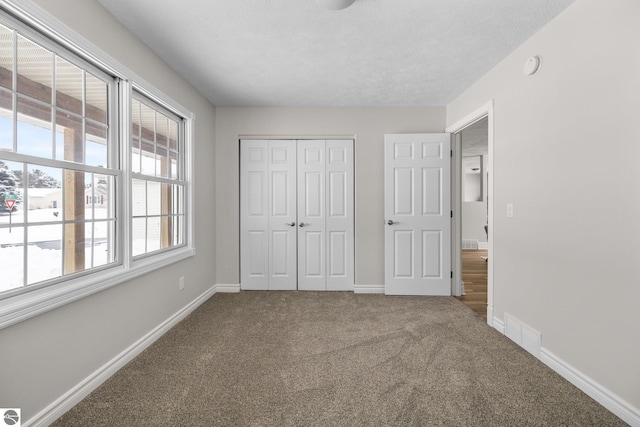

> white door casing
[241,139,353,291]
[384,133,451,295]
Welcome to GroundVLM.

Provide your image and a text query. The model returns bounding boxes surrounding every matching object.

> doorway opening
[447,101,494,325]
[456,118,488,318]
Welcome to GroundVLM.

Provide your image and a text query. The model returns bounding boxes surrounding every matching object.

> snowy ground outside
[0,205,171,294]
[0,206,116,293]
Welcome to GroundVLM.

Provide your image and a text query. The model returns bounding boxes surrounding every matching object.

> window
[0,22,118,294]
[0,4,194,328]
[130,94,185,257]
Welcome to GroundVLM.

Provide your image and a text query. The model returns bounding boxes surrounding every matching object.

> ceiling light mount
[315,0,356,11]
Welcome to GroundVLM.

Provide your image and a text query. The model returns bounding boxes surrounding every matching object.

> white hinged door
[384,133,451,295]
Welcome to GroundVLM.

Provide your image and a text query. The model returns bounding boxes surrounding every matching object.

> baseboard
[26,284,217,427]
[540,348,640,426]
[486,305,494,327]
[491,314,505,334]
[215,283,241,293]
[493,313,639,426]
[462,239,478,250]
[353,284,385,294]
[477,241,488,250]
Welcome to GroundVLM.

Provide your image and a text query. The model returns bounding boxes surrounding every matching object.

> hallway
[455,249,488,319]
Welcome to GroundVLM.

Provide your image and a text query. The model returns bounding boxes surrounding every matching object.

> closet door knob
[286,222,296,227]
[299,222,306,227]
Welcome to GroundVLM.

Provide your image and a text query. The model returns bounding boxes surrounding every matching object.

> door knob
[299,222,306,227]
[387,220,396,225]
[286,222,296,227]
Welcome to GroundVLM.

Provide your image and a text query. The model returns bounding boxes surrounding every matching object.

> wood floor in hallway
[455,249,488,319]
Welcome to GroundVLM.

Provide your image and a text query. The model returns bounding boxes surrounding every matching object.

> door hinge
[451,271,453,279]
[450,150,453,158]
[450,210,453,218]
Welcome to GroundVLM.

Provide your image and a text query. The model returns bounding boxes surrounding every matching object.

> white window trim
[124,82,195,263]
[0,0,195,330]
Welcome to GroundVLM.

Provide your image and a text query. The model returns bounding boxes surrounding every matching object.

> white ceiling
[96,0,575,107]
[461,117,488,158]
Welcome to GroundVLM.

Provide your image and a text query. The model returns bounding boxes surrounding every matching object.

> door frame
[446,100,494,326]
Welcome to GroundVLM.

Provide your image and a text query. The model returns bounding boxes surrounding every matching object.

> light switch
[506,203,514,218]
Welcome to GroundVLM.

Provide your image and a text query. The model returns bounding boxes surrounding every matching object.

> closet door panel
[268,140,297,290]
[326,140,354,290]
[240,141,269,290]
[297,140,326,291]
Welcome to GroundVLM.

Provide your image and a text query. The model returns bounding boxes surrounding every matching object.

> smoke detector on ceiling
[523,55,542,76]
[316,0,356,10]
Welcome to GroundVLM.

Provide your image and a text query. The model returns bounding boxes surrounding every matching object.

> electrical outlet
[179,276,185,291]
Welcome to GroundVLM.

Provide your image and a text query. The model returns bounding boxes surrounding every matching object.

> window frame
[0,1,195,329]
[0,18,121,294]
[129,90,187,259]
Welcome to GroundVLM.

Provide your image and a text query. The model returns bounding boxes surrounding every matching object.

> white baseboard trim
[353,284,385,294]
[540,348,640,426]
[492,315,505,334]
[25,284,217,427]
[492,312,639,426]
[486,305,494,327]
[478,241,489,250]
[215,283,241,293]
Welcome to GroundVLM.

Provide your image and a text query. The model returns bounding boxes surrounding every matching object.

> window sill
[0,246,195,330]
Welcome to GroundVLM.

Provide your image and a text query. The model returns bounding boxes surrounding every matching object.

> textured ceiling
[96,0,575,107]
[461,117,488,158]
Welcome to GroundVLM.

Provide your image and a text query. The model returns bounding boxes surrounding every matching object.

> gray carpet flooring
[53,292,626,426]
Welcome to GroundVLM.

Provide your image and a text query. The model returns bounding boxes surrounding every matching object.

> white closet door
[242,139,353,292]
[297,140,354,291]
[240,140,270,290]
[297,140,326,291]
[384,133,451,296]
[325,140,354,291]
[268,140,298,290]
[241,140,297,290]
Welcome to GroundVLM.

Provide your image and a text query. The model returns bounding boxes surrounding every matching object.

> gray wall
[215,107,445,287]
[0,0,217,421]
[462,155,488,244]
[462,204,488,244]
[448,0,640,411]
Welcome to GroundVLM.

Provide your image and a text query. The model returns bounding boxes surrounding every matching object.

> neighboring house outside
[19,188,60,210]
[16,184,109,211]
[87,180,109,207]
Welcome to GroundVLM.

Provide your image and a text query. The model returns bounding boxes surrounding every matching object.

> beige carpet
[53,292,626,426]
